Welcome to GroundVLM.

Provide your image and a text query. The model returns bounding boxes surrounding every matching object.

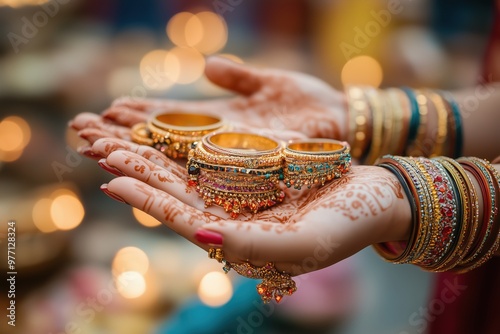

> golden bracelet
[131,112,227,158]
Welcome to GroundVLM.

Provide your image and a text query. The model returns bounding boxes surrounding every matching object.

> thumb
[196,221,319,264]
[204,56,264,96]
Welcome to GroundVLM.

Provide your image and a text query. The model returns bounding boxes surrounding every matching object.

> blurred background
[0,0,494,333]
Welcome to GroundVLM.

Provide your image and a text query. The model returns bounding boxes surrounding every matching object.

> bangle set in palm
[132,112,352,303]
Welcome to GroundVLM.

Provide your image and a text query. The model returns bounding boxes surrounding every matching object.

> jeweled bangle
[131,112,227,158]
[373,155,427,264]
[431,157,471,271]
[414,158,459,269]
[187,132,285,218]
[395,157,435,263]
[282,139,351,190]
[456,157,500,272]
[456,157,496,271]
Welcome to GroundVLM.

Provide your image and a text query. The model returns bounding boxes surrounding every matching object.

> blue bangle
[401,87,420,147]
[441,91,463,158]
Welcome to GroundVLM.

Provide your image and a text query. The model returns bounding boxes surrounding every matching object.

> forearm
[453,84,500,160]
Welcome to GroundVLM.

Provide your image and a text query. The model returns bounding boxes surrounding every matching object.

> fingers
[105,177,219,247]
[71,112,131,143]
[104,150,207,210]
[91,138,186,177]
[205,56,263,96]
[102,106,148,127]
[196,220,320,264]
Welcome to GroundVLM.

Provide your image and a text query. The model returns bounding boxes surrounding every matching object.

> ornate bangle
[208,248,297,303]
[282,139,351,190]
[456,157,499,272]
[346,86,372,159]
[431,157,471,271]
[187,132,285,218]
[131,112,227,158]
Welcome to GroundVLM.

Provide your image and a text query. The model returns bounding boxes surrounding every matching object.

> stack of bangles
[187,132,351,218]
[346,86,463,163]
[131,112,227,158]
[375,155,500,272]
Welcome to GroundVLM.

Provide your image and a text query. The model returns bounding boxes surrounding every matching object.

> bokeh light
[166,12,195,47]
[32,197,58,233]
[341,55,383,87]
[0,115,31,162]
[0,0,50,7]
[187,12,228,55]
[198,271,233,307]
[113,246,149,275]
[117,271,147,299]
[139,50,177,90]
[166,47,205,84]
[50,189,85,231]
[132,208,161,228]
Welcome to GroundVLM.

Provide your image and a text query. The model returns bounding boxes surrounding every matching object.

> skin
[70,56,500,273]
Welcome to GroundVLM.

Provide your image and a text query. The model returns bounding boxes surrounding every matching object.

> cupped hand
[70,56,347,148]
[92,138,410,276]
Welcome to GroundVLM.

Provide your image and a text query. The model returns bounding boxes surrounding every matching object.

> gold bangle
[425,91,448,157]
[187,132,285,218]
[363,87,384,164]
[131,112,227,158]
[130,123,154,146]
[407,90,429,156]
[283,139,351,190]
[383,89,402,156]
[346,86,372,159]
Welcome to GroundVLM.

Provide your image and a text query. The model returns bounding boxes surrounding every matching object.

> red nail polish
[98,159,125,176]
[100,184,128,204]
[195,229,223,246]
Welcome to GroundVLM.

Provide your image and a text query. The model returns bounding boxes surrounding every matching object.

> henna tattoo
[297,167,403,221]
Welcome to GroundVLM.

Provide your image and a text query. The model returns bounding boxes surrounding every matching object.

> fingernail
[78,147,103,160]
[100,184,128,204]
[98,159,125,176]
[195,229,223,246]
[68,120,78,130]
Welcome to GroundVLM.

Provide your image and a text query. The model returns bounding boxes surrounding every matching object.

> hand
[91,138,411,275]
[69,56,347,148]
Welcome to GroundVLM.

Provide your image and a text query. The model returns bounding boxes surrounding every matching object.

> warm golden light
[0,116,31,162]
[189,12,228,55]
[185,14,204,47]
[132,207,161,227]
[341,55,383,87]
[32,197,58,233]
[117,271,147,299]
[140,50,177,90]
[166,47,205,84]
[167,12,195,47]
[0,0,50,8]
[198,271,233,307]
[50,191,85,231]
[113,246,149,275]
